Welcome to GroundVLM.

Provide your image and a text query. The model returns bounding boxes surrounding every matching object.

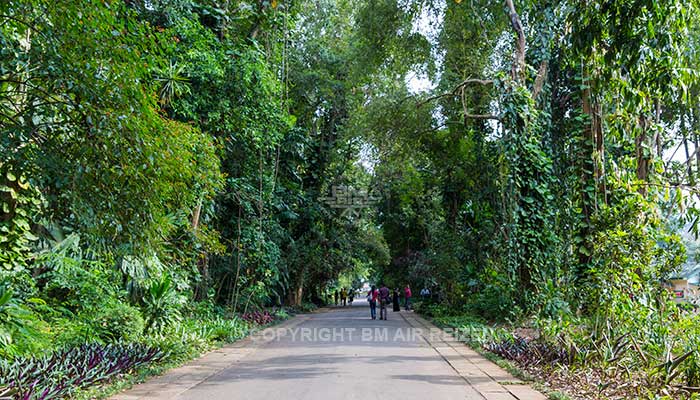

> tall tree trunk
[232,205,243,311]
[504,0,531,293]
[693,106,700,181]
[191,200,209,301]
[636,117,650,196]
[505,0,525,82]
[287,267,305,306]
[593,101,605,203]
[577,73,596,276]
[194,253,209,301]
[191,202,201,231]
[683,130,694,186]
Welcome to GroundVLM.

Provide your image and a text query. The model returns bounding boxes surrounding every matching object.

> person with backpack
[379,283,390,320]
[367,285,378,320]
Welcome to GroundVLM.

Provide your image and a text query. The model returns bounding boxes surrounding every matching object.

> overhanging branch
[416,78,494,108]
[465,113,501,121]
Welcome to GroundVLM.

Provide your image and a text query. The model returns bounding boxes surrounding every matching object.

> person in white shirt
[420,287,431,300]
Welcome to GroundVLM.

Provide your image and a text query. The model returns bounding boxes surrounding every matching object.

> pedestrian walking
[367,285,378,320]
[348,290,354,305]
[341,287,347,306]
[392,288,400,312]
[379,283,390,320]
[404,284,412,311]
[334,290,338,306]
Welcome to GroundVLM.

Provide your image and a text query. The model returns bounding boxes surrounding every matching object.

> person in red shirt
[367,285,378,320]
[404,284,412,311]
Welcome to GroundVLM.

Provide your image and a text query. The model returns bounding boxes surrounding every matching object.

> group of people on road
[333,288,354,306]
[366,284,412,320]
[330,282,437,318]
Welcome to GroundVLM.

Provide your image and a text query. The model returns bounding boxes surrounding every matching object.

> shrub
[240,310,274,325]
[183,300,226,320]
[200,317,249,342]
[142,275,182,333]
[413,300,452,317]
[299,302,318,313]
[51,316,102,348]
[87,301,144,342]
[433,314,512,346]
[286,302,318,314]
[465,285,519,322]
[274,309,290,320]
[0,285,49,359]
[146,327,208,363]
[145,316,249,364]
[38,235,120,312]
[485,337,571,367]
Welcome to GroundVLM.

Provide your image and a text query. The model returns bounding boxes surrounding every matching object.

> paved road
[114,303,545,400]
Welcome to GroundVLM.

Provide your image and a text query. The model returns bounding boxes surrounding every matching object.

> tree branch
[465,113,501,121]
[505,0,526,82]
[456,78,494,88]
[416,92,458,108]
[416,78,494,108]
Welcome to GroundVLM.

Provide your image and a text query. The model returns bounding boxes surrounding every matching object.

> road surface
[113,303,545,400]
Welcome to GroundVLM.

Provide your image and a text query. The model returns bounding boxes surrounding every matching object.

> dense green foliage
[0,0,386,395]
[357,0,696,317]
[1,0,386,346]
[3,0,700,398]
[350,0,700,397]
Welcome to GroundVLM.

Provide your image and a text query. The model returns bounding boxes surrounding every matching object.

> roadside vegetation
[359,1,700,399]
[417,300,700,399]
[3,0,700,399]
[1,0,379,398]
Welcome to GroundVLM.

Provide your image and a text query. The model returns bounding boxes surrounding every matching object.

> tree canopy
[3,1,700,395]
